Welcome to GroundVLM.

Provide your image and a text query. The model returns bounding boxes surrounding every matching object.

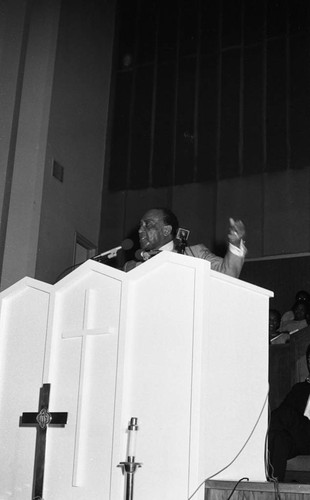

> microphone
[92,238,133,260]
[135,249,161,261]
[135,249,148,261]
[175,227,190,254]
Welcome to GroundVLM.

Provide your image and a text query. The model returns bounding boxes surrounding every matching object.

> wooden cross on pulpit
[20,383,68,500]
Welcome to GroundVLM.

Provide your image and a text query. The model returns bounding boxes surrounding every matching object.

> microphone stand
[92,239,134,262]
[92,246,122,261]
[55,240,133,282]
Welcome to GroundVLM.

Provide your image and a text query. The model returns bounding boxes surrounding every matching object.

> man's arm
[185,218,246,278]
[185,244,245,278]
[227,218,245,249]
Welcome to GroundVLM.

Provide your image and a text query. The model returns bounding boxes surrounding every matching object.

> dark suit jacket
[280,381,310,415]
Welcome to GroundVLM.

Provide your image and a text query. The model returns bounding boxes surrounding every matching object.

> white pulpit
[0,251,273,500]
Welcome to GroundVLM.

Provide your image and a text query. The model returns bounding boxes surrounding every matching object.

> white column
[0,0,61,290]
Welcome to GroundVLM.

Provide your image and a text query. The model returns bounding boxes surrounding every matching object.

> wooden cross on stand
[20,383,68,500]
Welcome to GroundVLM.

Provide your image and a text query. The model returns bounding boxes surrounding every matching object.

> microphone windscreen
[135,249,145,261]
[121,238,134,251]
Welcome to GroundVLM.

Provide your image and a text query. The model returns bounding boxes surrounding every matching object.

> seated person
[124,207,246,278]
[269,309,282,341]
[280,300,310,334]
[280,290,310,331]
[268,343,310,482]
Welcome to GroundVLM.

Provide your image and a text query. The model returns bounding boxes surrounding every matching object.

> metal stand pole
[118,418,142,500]
[119,457,141,500]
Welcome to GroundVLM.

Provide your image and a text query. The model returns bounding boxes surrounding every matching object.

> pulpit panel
[0,280,51,499]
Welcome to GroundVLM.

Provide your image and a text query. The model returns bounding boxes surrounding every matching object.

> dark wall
[99,0,310,308]
[241,255,310,315]
[106,0,310,191]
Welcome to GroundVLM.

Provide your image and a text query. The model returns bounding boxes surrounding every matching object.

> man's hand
[228,218,245,248]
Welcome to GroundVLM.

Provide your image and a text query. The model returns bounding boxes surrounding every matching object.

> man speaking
[124,207,246,278]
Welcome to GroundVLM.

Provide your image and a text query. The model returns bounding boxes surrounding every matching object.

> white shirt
[304,391,310,420]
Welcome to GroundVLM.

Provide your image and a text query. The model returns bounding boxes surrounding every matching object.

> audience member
[280,300,310,334]
[268,344,310,482]
[269,309,281,341]
[280,290,310,332]
[124,207,246,278]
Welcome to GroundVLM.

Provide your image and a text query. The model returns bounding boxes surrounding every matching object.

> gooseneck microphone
[92,238,133,260]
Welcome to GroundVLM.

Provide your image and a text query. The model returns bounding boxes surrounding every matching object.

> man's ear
[163,224,172,237]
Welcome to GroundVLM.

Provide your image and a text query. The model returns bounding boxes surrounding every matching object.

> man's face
[269,311,280,336]
[138,209,171,251]
[296,292,309,302]
[294,303,307,321]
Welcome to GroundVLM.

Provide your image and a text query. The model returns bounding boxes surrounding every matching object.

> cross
[61,289,115,486]
[21,383,68,500]
[62,324,113,486]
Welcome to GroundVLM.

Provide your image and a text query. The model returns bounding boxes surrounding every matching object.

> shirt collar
[159,240,175,252]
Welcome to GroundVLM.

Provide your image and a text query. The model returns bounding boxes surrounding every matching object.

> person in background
[280,300,310,334]
[268,344,310,482]
[269,309,281,341]
[124,207,246,278]
[280,290,310,332]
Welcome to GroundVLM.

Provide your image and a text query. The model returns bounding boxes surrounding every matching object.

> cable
[187,391,269,500]
[54,253,115,283]
[54,262,83,283]
[207,391,268,480]
[226,477,249,499]
[264,399,282,500]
